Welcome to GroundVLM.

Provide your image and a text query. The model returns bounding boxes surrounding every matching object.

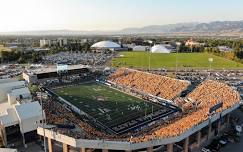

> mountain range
[1,20,243,36]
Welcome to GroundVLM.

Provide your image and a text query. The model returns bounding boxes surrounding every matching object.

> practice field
[112,52,243,69]
[52,82,172,133]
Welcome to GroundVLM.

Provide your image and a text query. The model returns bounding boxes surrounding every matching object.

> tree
[28,84,39,95]
[31,52,41,63]
[236,50,243,59]
[83,43,91,52]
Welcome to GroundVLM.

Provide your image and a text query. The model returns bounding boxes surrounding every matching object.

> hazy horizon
[2,20,243,33]
[1,0,243,32]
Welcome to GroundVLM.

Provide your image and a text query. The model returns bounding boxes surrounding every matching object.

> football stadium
[49,81,178,135]
[34,67,241,152]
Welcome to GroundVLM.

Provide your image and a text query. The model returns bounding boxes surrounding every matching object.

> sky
[0,0,242,32]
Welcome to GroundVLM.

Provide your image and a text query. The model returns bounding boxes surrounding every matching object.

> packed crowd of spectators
[42,52,113,65]
[129,80,241,142]
[40,70,241,143]
[187,80,240,109]
[108,68,190,100]
[43,97,114,140]
[149,69,243,95]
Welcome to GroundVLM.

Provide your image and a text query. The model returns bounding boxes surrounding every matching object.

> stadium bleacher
[108,68,190,100]
[130,79,240,142]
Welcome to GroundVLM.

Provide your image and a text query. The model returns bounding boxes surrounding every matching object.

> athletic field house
[36,67,241,152]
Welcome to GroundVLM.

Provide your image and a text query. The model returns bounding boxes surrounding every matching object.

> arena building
[0,79,43,147]
[91,41,121,51]
[36,68,241,152]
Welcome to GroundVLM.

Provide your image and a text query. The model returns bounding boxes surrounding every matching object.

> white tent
[150,45,171,53]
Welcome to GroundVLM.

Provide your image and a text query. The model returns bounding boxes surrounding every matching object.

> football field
[52,82,170,133]
[112,52,243,69]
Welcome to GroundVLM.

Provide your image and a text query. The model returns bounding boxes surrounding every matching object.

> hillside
[1,20,243,36]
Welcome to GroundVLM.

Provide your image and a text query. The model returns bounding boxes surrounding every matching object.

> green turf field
[53,82,161,128]
[112,52,243,69]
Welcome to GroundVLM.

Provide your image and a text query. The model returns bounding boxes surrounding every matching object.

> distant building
[40,39,51,47]
[131,45,148,51]
[163,44,176,51]
[91,41,121,51]
[218,46,233,52]
[58,38,68,47]
[4,43,23,48]
[185,40,204,47]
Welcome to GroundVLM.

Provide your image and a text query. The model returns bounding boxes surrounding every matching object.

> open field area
[0,46,11,57]
[112,52,243,69]
[52,82,169,133]
[0,46,11,52]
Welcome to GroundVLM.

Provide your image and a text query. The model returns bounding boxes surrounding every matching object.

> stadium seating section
[108,68,190,100]
[130,80,240,142]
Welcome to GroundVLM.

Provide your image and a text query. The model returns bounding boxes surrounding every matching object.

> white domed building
[150,44,171,53]
[91,41,121,51]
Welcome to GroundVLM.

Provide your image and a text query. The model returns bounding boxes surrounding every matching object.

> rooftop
[91,41,121,49]
[0,102,19,127]
[15,101,42,121]
[25,64,90,75]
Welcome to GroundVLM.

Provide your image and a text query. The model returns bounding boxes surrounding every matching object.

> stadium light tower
[149,54,151,71]
[148,41,153,71]
[175,45,179,78]
[208,57,213,77]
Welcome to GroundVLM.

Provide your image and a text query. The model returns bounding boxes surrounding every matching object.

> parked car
[202,139,221,152]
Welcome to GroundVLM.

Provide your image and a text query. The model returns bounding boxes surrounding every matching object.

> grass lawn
[112,52,243,69]
[0,46,12,57]
[53,82,162,128]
